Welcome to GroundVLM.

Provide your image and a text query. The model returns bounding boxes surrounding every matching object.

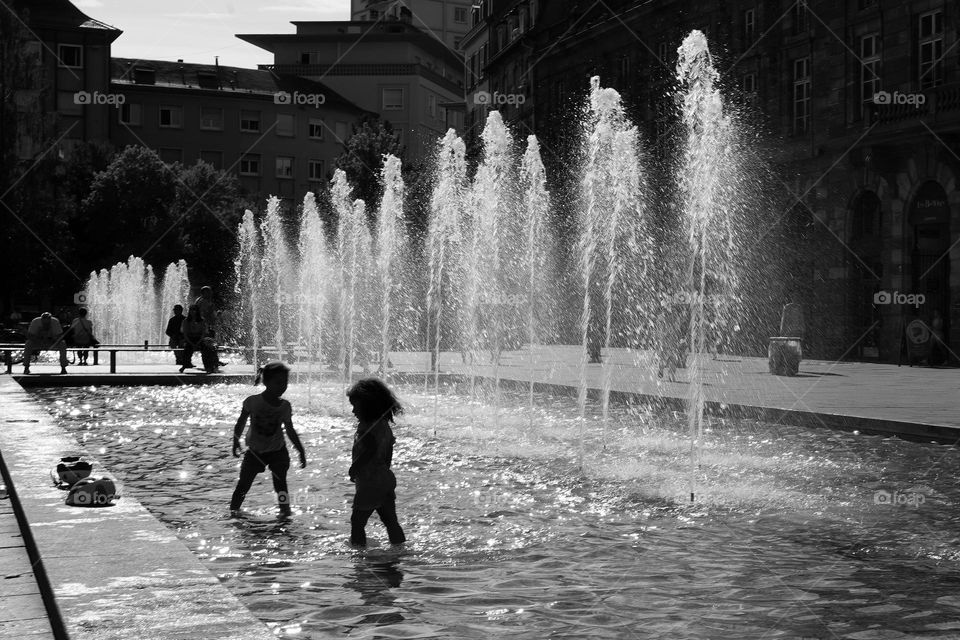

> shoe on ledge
[60,367,67,374]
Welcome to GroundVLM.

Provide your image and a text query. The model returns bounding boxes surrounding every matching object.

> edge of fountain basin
[0,377,276,640]
[491,377,960,445]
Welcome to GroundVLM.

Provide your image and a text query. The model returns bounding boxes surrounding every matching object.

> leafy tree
[335,115,404,219]
[79,145,178,267]
[170,160,246,288]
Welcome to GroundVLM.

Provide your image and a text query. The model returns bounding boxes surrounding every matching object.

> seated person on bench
[23,312,68,374]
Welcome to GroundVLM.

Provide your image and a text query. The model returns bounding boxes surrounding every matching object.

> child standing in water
[347,378,406,546]
[230,361,306,515]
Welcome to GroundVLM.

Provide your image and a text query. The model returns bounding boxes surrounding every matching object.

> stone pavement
[0,477,55,639]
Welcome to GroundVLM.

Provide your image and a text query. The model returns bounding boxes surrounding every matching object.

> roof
[110,57,373,114]
[238,20,463,70]
[9,0,121,34]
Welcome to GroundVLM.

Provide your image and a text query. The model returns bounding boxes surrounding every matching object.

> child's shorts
[241,447,289,475]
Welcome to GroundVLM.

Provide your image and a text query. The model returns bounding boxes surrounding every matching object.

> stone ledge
[0,377,274,640]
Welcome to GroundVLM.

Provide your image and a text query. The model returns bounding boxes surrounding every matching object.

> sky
[74,0,351,69]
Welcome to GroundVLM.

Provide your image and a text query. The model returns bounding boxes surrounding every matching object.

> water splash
[376,155,405,375]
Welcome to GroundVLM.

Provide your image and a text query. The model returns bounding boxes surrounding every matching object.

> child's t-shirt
[243,394,291,453]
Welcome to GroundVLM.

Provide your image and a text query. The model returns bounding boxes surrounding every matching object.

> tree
[171,160,246,288]
[335,115,404,219]
[79,146,178,267]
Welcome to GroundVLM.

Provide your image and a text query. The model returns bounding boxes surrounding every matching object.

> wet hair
[77,307,88,317]
[173,304,183,312]
[200,286,212,295]
[255,360,290,385]
[346,378,403,423]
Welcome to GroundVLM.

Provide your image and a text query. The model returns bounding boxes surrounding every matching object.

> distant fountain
[677,30,741,501]
[87,256,189,345]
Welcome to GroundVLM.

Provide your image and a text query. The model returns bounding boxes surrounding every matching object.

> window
[240,110,261,132]
[200,150,222,170]
[853,191,881,238]
[479,44,487,78]
[742,72,756,95]
[159,105,183,128]
[58,44,82,68]
[158,148,182,164]
[308,117,325,139]
[426,93,437,117]
[276,156,294,178]
[860,34,880,116]
[620,55,630,84]
[276,113,294,137]
[308,159,324,182]
[743,8,756,43]
[200,106,223,130]
[454,6,468,23]
[239,154,260,176]
[793,0,809,35]
[793,57,810,134]
[918,10,943,90]
[197,71,219,90]
[119,103,141,125]
[382,88,404,110]
[335,121,349,141]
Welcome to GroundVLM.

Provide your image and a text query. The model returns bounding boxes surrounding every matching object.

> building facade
[350,0,475,50]
[7,0,121,159]
[239,20,465,165]
[110,58,372,200]
[475,0,960,362]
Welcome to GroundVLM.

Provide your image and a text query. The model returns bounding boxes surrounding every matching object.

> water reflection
[344,558,405,628]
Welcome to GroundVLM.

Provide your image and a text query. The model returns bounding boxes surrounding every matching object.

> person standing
[23,312,68,374]
[165,304,185,366]
[195,286,218,339]
[68,308,97,365]
[230,361,306,516]
[347,378,406,547]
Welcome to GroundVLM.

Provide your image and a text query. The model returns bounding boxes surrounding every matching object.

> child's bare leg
[377,502,405,544]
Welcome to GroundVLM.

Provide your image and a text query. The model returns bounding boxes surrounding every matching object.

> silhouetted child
[165,304,184,365]
[230,361,306,515]
[347,378,406,546]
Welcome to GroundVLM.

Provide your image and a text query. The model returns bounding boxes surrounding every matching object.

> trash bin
[768,336,802,376]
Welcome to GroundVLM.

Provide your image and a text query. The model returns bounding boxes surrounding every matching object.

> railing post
[5,350,11,375]
[93,349,99,365]
[110,350,117,374]
[144,340,149,350]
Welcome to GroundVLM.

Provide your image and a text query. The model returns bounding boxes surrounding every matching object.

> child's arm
[232,409,249,457]
[284,418,307,468]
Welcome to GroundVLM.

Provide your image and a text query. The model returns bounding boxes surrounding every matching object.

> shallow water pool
[31,381,960,639]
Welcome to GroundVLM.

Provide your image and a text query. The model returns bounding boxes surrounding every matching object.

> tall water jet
[519,135,551,426]
[332,169,370,382]
[260,196,292,361]
[158,260,191,341]
[296,192,331,388]
[425,130,467,393]
[677,31,740,501]
[376,154,405,375]
[86,256,159,345]
[464,112,516,414]
[578,77,649,456]
[235,210,261,368]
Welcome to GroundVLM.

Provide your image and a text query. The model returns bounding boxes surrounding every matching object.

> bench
[0,343,261,375]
